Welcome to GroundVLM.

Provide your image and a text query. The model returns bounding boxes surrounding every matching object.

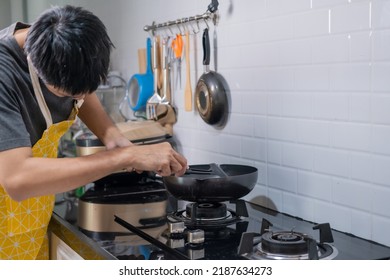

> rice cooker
[78,172,169,241]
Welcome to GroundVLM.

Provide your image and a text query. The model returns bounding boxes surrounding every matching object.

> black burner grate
[168,200,248,230]
[261,231,310,255]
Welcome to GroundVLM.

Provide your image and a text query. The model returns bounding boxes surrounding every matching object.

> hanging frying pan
[127,37,154,111]
[162,163,258,203]
[195,28,228,126]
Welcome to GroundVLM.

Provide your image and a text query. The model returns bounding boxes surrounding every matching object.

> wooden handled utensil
[184,31,192,111]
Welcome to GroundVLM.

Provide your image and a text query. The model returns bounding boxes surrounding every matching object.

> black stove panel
[107,201,390,260]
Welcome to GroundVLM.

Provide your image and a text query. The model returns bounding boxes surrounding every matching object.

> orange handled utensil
[172,34,183,58]
[171,34,183,88]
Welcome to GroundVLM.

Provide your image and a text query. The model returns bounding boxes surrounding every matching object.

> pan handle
[202,28,210,67]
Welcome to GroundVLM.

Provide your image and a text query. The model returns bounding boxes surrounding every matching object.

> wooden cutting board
[116,120,171,141]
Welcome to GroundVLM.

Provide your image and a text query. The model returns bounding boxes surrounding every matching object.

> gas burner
[253,238,338,260]
[261,231,310,255]
[184,202,230,220]
[168,200,248,230]
[253,231,338,260]
[238,218,339,260]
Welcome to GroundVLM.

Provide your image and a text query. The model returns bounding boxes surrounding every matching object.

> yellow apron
[0,58,82,259]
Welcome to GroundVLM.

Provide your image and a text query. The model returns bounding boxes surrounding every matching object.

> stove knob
[187,229,205,245]
[187,247,205,260]
[168,238,185,249]
[168,221,185,235]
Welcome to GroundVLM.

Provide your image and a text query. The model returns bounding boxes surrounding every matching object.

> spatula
[146,37,162,120]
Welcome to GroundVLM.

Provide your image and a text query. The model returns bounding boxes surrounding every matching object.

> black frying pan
[162,163,258,202]
[195,28,228,126]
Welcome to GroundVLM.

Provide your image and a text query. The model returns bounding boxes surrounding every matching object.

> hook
[162,22,170,39]
[167,25,174,37]
[180,18,188,35]
[149,21,156,37]
[189,19,200,34]
[183,18,190,33]
[176,21,183,35]
[196,19,201,33]
[203,17,210,29]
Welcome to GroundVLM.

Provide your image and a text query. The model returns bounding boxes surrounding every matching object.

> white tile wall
[84,0,390,247]
[297,171,332,201]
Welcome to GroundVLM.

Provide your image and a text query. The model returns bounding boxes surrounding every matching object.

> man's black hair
[24,5,114,96]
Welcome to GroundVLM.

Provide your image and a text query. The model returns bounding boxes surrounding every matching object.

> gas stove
[106,200,390,260]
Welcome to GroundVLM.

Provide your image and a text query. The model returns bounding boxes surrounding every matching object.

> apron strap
[27,56,53,128]
[75,99,84,109]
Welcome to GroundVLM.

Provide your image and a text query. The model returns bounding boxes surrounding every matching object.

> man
[0,5,187,259]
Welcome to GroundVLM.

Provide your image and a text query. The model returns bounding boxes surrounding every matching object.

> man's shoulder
[0,22,30,40]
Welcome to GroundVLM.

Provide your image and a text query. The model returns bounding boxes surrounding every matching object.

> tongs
[184,163,228,177]
[184,167,213,175]
[151,164,224,177]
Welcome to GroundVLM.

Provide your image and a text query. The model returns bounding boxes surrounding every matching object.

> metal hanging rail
[144,0,220,35]
[144,11,218,35]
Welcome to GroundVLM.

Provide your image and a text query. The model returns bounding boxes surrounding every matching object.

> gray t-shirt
[0,22,74,151]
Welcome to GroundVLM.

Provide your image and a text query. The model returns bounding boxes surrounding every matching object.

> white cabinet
[49,233,84,260]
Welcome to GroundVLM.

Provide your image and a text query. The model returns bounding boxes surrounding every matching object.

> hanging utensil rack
[144,0,219,35]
